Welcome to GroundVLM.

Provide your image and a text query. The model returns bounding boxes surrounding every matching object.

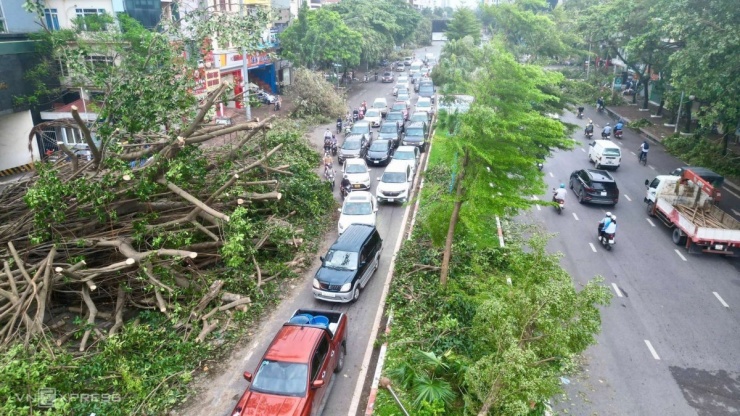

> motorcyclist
[614,119,624,132]
[585,120,594,135]
[596,97,605,110]
[324,128,332,141]
[602,123,612,138]
[603,215,617,237]
[336,117,343,133]
[553,183,567,203]
[340,174,352,196]
[323,152,333,172]
[639,140,650,161]
[598,212,612,237]
[577,106,585,117]
[361,101,367,113]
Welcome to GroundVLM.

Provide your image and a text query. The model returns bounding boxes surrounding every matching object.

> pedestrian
[274,96,282,111]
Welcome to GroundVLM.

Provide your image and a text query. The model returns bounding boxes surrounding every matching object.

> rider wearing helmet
[599,211,613,236]
[553,183,567,202]
[604,215,617,235]
[602,123,612,138]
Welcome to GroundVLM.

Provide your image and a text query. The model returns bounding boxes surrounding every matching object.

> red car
[231,309,348,416]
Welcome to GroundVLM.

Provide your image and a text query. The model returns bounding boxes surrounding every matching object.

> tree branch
[70,105,102,166]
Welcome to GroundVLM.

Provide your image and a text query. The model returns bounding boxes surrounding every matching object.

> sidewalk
[604,100,740,191]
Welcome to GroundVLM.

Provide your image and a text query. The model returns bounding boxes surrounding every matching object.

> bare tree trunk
[440,151,468,286]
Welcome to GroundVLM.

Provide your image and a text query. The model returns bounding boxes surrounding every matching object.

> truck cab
[231,309,348,416]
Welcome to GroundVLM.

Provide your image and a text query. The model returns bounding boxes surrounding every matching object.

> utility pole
[240,0,252,121]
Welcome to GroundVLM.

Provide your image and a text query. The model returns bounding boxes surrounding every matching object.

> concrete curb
[604,107,740,193]
[364,312,393,415]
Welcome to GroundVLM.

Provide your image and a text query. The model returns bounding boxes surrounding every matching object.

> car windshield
[398,94,410,101]
[410,114,426,123]
[351,125,369,134]
[592,182,617,191]
[387,113,403,121]
[383,72,392,77]
[370,141,389,151]
[417,101,431,109]
[382,172,406,183]
[251,360,308,397]
[392,103,405,111]
[379,124,397,133]
[604,149,621,156]
[419,86,434,95]
[345,163,367,174]
[406,127,424,137]
[324,250,358,270]
[343,201,373,215]
[366,110,381,118]
[397,88,409,94]
[394,151,414,160]
[342,140,361,150]
[372,101,385,109]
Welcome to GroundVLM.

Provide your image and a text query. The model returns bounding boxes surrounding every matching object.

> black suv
[365,139,394,166]
[402,121,429,152]
[377,121,403,147]
[312,225,383,303]
[569,169,619,205]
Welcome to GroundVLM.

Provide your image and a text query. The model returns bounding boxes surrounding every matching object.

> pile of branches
[287,67,347,119]
[0,85,309,350]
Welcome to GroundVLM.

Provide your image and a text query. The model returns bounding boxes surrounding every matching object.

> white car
[343,158,372,191]
[364,109,382,128]
[415,96,434,116]
[393,79,408,96]
[391,146,420,177]
[371,97,388,117]
[337,191,377,234]
[376,160,413,204]
[397,93,411,108]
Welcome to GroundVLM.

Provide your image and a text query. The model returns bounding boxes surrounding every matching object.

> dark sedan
[385,112,406,132]
[365,139,394,166]
[377,121,403,148]
[338,134,368,164]
[381,72,394,83]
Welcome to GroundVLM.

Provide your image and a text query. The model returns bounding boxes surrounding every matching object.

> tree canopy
[445,8,482,44]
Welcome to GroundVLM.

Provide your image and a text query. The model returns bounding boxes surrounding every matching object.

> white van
[588,140,622,170]
[376,160,413,203]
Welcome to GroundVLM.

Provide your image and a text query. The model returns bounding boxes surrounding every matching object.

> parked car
[365,139,394,166]
[392,145,420,177]
[394,62,406,72]
[343,158,372,191]
[350,120,373,141]
[377,121,403,147]
[381,71,394,83]
[391,101,409,120]
[371,97,388,117]
[409,111,430,124]
[415,97,434,117]
[338,134,368,164]
[376,160,413,204]
[569,169,620,205]
[338,191,377,234]
[402,121,429,152]
[364,109,382,128]
[385,112,406,133]
[231,309,347,415]
[313,224,383,303]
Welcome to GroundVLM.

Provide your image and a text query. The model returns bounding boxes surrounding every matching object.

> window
[0,1,6,33]
[310,337,329,381]
[44,9,60,31]
[84,55,114,71]
[64,128,84,145]
[75,8,108,31]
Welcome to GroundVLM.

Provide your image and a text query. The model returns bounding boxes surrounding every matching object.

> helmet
[605,211,612,217]
[611,215,616,220]
[560,183,565,188]
[606,123,611,126]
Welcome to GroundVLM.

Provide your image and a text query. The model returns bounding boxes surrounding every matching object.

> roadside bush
[663,134,740,178]
[627,118,653,129]
[287,67,346,119]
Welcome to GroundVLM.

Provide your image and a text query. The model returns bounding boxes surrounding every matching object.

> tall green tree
[445,8,482,44]
[438,42,573,284]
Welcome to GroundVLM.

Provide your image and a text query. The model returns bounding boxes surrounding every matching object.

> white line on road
[624,194,632,201]
[630,151,636,155]
[243,350,254,362]
[724,187,740,199]
[644,340,661,360]
[649,165,656,170]
[611,283,623,297]
[674,249,688,261]
[589,243,597,252]
[572,212,579,221]
[549,172,554,177]
[713,292,729,308]
[646,218,656,227]
[580,148,586,153]
[732,208,740,217]
[532,196,541,211]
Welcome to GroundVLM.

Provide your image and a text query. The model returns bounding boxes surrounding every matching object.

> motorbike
[577,108,584,119]
[614,129,623,139]
[325,168,335,190]
[601,131,611,139]
[598,230,615,251]
[340,183,351,199]
[331,140,338,156]
[324,139,333,155]
[344,123,352,135]
[336,121,342,133]
[363,74,369,83]
[352,110,359,122]
[597,104,605,113]
[552,191,565,215]
[585,129,594,139]
[537,161,544,171]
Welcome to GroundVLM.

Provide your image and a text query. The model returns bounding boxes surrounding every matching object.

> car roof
[345,191,373,202]
[417,97,431,103]
[344,134,364,141]
[263,325,323,363]
[585,169,616,182]
[384,160,410,172]
[395,145,418,152]
[407,121,426,128]
[331,224,375,251]
[345,158,367,165]
[373,98,387,103]
[365,109,381,115]
[354,120,370,126]
[387,111,404,117]
[593,139,619,148]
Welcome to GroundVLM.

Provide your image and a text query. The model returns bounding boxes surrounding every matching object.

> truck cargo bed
[657,197,740,243]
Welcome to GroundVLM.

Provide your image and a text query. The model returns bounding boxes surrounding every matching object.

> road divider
[644,340,661,360]
[713,292,729,308]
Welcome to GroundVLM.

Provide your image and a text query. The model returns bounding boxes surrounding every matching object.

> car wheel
[569,179,574,190]
[351,285,360,303]
[334,343,346,373]
[672,228,687,246]
[578,190,585,204]
[646,201,656,217]
[595,162,601,169]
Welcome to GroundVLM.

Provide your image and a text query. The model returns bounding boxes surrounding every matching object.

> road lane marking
[646,218,656,227]
[572,212,579,221]
[644,340,661,360]
[549,172,554,177]
[674,249,688,261]
[624,194,632,201]
[611,283,623,297]
[630,151,636,155]
[724,187,740,199]
[649,165,655,170]
[713,292,729,308]
[243,350,254,362]
[731,208,740,217]
[581,148,586,153]
[589,243,597,252]
[532,195,541,210]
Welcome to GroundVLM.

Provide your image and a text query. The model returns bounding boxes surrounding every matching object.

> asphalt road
[182,42,443,416]
[535,108,740,415]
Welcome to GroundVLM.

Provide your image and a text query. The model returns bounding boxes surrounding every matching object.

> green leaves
[445,8,482,44]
